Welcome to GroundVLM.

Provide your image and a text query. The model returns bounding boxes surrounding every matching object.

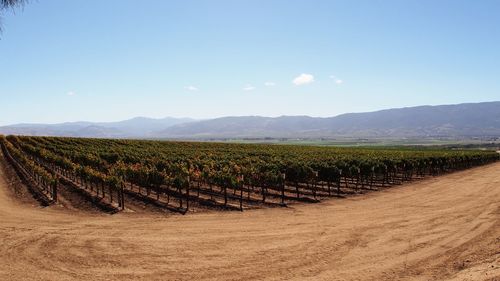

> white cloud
[330,75,343,85]
[67,91,76,96]
[243,84,256,91]
[264,82,276,87]
[292,73,314,86]
[185,86,199,91]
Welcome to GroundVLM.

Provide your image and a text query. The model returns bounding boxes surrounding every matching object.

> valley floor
[0,157,499,280]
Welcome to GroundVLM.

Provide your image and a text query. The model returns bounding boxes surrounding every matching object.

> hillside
[2,101,500,139]
[159,101,500,138]
[0,117,194,138]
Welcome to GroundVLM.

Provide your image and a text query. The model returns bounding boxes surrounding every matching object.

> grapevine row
[0,135,58,203]
[2,135,498,213]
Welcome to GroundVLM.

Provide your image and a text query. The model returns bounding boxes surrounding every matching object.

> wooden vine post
[281,172,286,206]
[52,177,58,202]
[186,175,190,212]
[223,183,228,207]
[239,174,244,211]
[338,169,342,196]
[313,171,318,200]
[120,182,125,210]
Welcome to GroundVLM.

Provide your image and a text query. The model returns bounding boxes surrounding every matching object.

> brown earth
[0,155,499,281]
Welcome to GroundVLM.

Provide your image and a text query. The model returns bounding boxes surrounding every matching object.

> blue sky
[1,0,499,125]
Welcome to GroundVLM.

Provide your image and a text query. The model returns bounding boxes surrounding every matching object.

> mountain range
[1,101,500,139]
[0,117,194,138]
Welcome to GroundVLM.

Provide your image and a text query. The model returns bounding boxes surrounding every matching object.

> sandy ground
[0,157,499,281]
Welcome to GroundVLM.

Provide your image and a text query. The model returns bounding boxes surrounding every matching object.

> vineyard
[0,135,498,214]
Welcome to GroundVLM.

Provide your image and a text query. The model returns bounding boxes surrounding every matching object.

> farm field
[0,144,499,280]
[0,135,498,215]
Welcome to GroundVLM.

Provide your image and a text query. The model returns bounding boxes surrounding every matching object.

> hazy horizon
[2,100,500,127]
[2,0,500,126]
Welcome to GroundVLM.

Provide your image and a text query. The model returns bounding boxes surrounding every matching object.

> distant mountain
[158,116,332,138]
[1,102,500,139]
[0,117,194,138]
[158,102,500,139]
[94,117,194,136]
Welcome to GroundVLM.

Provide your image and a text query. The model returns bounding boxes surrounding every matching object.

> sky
[0,0,499,126]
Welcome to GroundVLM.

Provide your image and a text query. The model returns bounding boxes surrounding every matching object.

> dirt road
[0,158,499,281]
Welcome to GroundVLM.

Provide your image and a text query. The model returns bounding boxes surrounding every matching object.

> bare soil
[0,157,498,281]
